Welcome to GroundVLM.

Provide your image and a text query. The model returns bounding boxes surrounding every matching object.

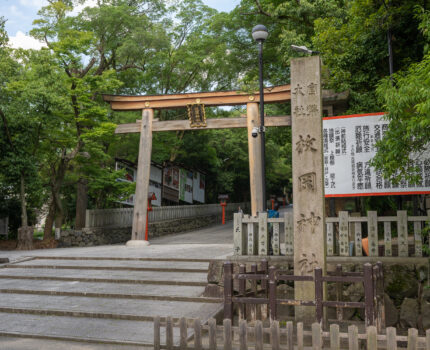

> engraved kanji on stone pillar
[291,56,326,323]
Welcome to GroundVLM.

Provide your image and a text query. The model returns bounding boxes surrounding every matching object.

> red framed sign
[323,112,430,197]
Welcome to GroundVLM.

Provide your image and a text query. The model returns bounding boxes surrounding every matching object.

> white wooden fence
[85,203,248,228]
[234,210,429,258]
[154,317,430,350]
[327,210,429,257]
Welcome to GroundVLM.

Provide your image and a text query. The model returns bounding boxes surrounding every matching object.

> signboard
[116,160,162,206]
[179,169,193,204]
[323,113,430,197]
[192,172,205,203]
[163,166,180,190]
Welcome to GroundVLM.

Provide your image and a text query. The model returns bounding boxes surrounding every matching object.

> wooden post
[335,264,343,321]
[179,317,187,350]
[327,222,334,256]
[413,221,423,257]
[348,325,358,350]
[129,108,153,245]
[194,318,202,350]
[247,102,263,216]
[367,326,377,350]
[284,212,294,256]
[292,56,326,323]
[208,318,217,350]
[255,320,263,350]
[223,318,232,350]
[330,324,340,350]
[354,222,362,257]
[258,212,268,256]
[234,213,245,255]
[314,267,323,325]
[269,265,277,321]
[224,262,233,319]
[384,221,392,256]
[286,321,294,350]
[247,219,258,255]
[297,323,304,350]
[364,263,375,327]
[407,328,418,350]
[312,323,322,350]
[251,263,257,321]
[397,210,409,257]
[261,259,269,319]
[270,320,280,350]
[166,316,173,350]
[239,320,247,350]
[386,327,397,350]
[272,222,280,255]
[367,211,378,256]
[239,264,246,321]
[154,315,160,350]
[339,211,349,256]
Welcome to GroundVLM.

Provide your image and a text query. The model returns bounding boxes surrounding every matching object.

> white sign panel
[116,161,163,206]
[192,172,205,203]
[323,113,430,197]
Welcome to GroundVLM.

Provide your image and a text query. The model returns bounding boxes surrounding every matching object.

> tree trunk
[75,178,88,229]
[17,173,33,250]
[17,226,34,250]
[20,173,28,227]
[43,198,55,240]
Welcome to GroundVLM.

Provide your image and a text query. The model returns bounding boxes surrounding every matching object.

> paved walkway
[0,222,234,349]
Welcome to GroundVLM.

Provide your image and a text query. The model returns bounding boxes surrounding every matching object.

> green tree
[372,6,430,184]
[31,0,166,233]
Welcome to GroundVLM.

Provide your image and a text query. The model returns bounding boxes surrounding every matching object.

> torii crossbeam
[104,85,292,246]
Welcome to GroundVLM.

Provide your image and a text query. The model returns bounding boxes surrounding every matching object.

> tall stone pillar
[128,108,153,247]
[247,102,263,216]
[291,56,326,322]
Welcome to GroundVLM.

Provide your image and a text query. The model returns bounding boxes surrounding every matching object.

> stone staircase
[0,256,223,349]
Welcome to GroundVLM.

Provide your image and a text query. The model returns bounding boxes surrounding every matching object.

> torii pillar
[126,108,153,247]
[291,56,326,323]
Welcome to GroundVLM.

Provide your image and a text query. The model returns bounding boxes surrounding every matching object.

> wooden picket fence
[85,202,248,228]
[153,317,430,350]
[233,210,429,258]
[326,210,429,257]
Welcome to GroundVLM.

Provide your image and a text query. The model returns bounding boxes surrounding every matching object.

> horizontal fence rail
[85,203,249,228]
[234,210,429,258]
[153,317,430,350]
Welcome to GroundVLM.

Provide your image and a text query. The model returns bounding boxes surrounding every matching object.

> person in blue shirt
[268,202,279,255]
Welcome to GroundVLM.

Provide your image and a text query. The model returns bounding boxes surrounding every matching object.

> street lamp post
[252,24,269,212]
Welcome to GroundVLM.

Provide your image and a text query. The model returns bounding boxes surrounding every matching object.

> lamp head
[252,24,268,42]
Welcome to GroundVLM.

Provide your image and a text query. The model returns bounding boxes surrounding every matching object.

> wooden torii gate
[106,56,327,323]
[104,85,291,246]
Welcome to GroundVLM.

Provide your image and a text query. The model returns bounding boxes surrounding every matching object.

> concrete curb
[0,289,222,303]
[0,331,153,347]
[0,275,207,286]
[4,264,208,273]
[30,256,219,262]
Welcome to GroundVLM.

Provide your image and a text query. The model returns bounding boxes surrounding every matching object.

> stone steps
[0,256,222,348]
[0,267,209,282]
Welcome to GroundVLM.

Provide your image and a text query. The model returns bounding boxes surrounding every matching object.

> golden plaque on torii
[187,103,206,128]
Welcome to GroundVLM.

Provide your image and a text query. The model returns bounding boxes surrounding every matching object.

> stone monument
[291,56,327,323]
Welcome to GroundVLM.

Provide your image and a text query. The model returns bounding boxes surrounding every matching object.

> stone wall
[58,212,230,248]
[204,260,430,331]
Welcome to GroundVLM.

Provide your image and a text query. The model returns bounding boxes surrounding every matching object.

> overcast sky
[1,0,240,49]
